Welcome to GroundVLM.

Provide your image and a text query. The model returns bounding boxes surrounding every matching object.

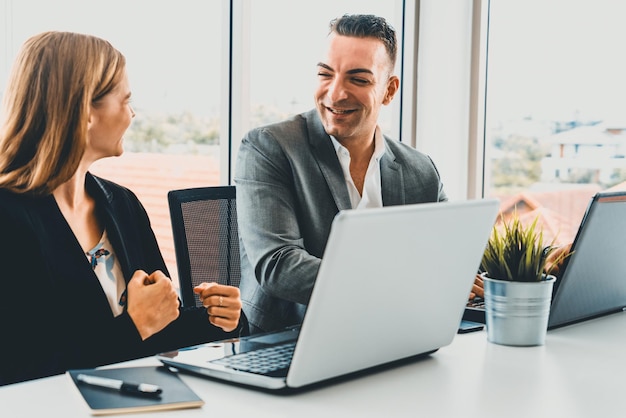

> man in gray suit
[235,14,448,334]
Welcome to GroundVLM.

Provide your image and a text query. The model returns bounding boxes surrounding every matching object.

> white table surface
[3,311,626,418]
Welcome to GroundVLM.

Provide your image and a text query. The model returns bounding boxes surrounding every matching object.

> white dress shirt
[331,127,386,209]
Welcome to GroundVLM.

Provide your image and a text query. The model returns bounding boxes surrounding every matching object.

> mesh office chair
[168,186,240,308]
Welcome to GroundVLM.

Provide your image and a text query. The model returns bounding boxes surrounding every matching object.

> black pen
[76,373,163,397]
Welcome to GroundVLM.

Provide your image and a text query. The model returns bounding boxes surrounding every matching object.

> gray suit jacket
[235,109,447,333]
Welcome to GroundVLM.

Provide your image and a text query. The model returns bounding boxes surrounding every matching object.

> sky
[1,0,225,114]
[1,0,401,117]
[486,0,626,125]
[3,0,625,127]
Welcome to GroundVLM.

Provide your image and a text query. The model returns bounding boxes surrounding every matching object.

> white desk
[3,312,626,418]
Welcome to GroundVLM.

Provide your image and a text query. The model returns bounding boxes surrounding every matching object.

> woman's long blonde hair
[0,31,126,195]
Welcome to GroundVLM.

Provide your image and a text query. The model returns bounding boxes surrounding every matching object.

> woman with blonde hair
[0,31,246,386]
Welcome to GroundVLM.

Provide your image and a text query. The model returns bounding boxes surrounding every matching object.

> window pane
[248,0,404,139]
[0,0,223,284]
[485,0,626,245]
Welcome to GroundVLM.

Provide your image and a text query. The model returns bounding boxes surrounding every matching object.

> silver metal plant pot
[483,274,556,346]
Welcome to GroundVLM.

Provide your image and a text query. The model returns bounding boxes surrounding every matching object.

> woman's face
[85,70,135,162]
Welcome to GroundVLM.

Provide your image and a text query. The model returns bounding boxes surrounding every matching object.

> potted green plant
[480,211,571,346]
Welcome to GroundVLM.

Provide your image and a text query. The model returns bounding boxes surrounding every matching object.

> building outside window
[484,0,626,245]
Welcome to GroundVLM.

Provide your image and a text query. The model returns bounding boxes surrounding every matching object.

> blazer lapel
[381,140,405,206]
[30,195,114,317]
[87,174,133,283]
[305,110,352,211]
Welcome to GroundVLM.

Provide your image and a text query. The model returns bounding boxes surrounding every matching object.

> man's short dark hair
[329,14,397,69]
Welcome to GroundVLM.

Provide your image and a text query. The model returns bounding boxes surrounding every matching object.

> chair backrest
[168,186,240,307]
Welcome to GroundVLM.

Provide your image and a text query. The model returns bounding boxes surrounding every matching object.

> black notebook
[67,366,204,415]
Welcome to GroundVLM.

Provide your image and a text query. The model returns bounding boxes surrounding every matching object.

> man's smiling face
[314,33,398,145]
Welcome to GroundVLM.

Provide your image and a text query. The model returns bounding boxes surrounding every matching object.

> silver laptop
[158,199,499,390]
[548,190,626,329]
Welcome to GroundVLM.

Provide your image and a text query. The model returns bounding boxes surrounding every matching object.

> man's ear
[383,75,400,105]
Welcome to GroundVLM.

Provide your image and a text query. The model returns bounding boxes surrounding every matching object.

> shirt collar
[329,126,387,160]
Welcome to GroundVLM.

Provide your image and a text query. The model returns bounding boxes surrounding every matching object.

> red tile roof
[494,184,603,245]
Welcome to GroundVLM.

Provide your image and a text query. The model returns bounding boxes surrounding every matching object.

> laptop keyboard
[463,296,486,323]
[211,341,296,375]
[467,296,485,309]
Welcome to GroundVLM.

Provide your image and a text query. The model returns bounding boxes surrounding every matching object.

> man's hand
[469,274,484,300]
[545,243,573,278]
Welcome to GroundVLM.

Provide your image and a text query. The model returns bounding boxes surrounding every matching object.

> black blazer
[0,173,245,386]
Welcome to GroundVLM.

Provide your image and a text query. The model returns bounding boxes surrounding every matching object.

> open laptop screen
[548,191,626,329]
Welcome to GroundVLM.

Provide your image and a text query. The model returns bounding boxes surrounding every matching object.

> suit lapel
[380,140,405,206]
[305,110,352,211]
[87,174,133,283]
[30,195,114,317]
